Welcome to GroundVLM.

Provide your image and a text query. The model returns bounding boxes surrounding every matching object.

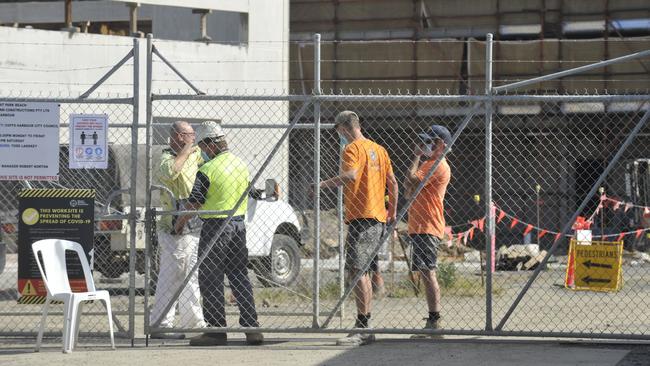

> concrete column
[192,9,212,42]
[126,2,144,37]
[61,0,79,32]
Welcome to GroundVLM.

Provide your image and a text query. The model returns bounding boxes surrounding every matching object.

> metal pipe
[484,33,494,331]
[312,32,322,328]
[337,137,345,324]
[152,94,310,102]
[150,93,650,103]
[495,107,650,331]
[104,189,130,215]
[150,101,312,328]
[151,46,205,95]
[321,103,483,328]
[0,98,134,104]
[493,48,650,93]
[79,50,134,99]
[127,37,140,342]
[143,33,154,339]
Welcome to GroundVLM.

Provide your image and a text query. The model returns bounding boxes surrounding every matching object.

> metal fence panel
[0,98,137,338]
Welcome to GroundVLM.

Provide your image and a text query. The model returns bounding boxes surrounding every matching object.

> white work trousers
[150,231,205,329]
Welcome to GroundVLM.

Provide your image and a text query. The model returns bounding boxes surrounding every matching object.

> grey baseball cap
[195,120,225,144]
[418,125,452,146]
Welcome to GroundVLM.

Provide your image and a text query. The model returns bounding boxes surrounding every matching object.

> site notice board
[17,189,95,304]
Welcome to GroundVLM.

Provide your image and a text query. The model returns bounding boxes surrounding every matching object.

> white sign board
[0,102,59,180]
[69,114,108,169]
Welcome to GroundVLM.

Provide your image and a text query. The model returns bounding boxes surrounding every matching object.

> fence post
[337,139,345,324]
[312,33,322,328]
[484,33,494,332]
[143,33,154,343]
[128,37,140,344]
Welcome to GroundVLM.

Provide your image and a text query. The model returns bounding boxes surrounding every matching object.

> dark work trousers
[198,216,259,328]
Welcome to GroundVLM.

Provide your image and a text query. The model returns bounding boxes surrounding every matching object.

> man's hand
[173,219,185,235]
[307,182,320,200]
[413,144,427,157]
[386,208,397,225]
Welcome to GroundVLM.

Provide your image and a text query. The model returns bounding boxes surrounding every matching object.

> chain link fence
[1,35,650,342]
[0,98,138,338]
[0,39,140,339]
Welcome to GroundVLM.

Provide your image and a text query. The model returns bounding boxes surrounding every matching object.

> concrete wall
[0,0,291,195]
[0,1,248,43]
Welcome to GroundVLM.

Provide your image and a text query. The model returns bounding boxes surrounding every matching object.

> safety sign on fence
[69,114,108,169]
[0,101,60,180]
[17,189,95,304]
[565,239,624,292]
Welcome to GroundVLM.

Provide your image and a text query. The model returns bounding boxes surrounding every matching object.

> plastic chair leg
[35,300,51,352]
[104,298,115,350]
[73,301,84,349]
[63,299,77,353]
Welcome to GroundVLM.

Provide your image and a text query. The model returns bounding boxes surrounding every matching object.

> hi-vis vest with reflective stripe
[198,151,249,219]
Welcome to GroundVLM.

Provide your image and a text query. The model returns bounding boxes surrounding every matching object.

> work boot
[336,319,375,346]
[189,333,227,346]
[411,317,443,339]
[245,332,264,345]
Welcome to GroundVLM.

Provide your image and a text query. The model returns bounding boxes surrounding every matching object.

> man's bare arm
[386,173,398,224]
[320,169,357,189]
[403,153,422,199]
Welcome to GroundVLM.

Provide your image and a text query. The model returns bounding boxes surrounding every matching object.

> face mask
[201,151,211,162]
[338,134,349,147]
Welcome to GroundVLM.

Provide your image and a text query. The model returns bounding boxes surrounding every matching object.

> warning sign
[566,239,623,292]
[21,280,37,296]
[17,189,94,304]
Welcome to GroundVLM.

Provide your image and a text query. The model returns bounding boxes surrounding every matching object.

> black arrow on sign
[583,260,613,269]
[582,276,611,284]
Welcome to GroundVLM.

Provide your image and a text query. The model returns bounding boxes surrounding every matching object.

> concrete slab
[0,337,640,366]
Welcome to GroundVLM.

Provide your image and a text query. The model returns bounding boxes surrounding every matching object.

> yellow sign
[572,239,623,292]
[21,280,38,296]
[21,208,39,226]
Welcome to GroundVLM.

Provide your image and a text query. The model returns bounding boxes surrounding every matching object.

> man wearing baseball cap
[176,120,263,346]
[320,111,399,346]
[404,124,452,339]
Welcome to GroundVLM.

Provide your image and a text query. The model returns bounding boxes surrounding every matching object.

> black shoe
[189,333,227,346]
[245,332,264,345]
[150,332,185,340]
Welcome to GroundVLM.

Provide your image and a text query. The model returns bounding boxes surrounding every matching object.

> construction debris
[496,244,547,271]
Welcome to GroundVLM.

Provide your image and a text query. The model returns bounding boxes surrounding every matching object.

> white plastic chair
[32,239,115,353]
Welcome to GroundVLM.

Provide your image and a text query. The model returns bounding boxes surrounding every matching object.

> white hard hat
[195,120,225,143]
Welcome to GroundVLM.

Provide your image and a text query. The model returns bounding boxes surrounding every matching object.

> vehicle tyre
[254,234,301,287]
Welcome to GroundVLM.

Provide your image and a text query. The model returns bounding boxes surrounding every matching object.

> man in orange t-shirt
[320,111,398,346]
[404,124,452,338]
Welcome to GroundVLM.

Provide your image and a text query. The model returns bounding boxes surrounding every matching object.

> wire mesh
[0,97,135,337]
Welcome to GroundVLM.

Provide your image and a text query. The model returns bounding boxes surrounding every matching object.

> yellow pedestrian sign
[571,239,623,292]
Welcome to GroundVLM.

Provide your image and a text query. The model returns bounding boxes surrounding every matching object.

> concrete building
[287,0,650,249]
[0,0,291,220]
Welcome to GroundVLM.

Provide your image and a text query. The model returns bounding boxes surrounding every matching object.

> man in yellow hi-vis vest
[175,121,262,346]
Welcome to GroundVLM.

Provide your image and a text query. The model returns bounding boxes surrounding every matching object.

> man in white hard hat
[176,121,263,346]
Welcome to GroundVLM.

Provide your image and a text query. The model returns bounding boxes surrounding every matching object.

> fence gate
[0,39,142,340]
